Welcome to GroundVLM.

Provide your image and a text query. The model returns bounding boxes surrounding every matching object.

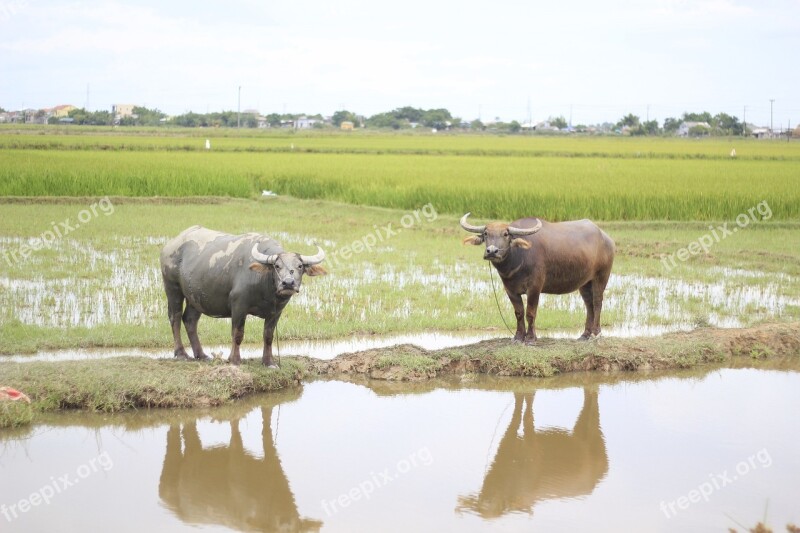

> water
[4,325,689,363]
[2,363,798,532]
[1,236,797,331]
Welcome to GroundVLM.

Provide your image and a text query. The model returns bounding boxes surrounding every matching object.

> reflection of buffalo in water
[158,402,321,532]
[457,388,608,518]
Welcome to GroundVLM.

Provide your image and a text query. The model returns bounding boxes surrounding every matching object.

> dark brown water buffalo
[160,225,326,366]
[460,213,614,343]
[457,389,607,518]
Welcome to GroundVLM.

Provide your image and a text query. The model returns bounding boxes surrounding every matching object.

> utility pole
[237,85,242,128]
[743,105,747,137]
[769,98,775,136]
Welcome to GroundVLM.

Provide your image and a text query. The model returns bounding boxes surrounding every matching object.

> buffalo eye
[503,231,509,237]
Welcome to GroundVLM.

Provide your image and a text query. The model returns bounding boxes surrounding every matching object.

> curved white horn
[460,213,486,234]
[508,218,542,236]
[299,245,325,266]
[251,243,278,265]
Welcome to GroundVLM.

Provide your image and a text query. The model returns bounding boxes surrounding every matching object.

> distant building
[112,104,136,120]
[294,116,320,129]
[677,121,711,137]
[750,127,771,139]
[52,104,76,118]
[340,121,354,131]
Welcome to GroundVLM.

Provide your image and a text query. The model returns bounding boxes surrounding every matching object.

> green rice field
[1,126,799,221]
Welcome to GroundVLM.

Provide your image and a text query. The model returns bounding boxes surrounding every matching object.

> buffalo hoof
[194,353,210,361]
[174,349,190,360]
[578,333,592,341]
[524,338,537,346]
[265,364,279,369]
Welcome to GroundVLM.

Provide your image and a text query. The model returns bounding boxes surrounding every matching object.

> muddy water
[5,326,688,363]
[2,364,798,532]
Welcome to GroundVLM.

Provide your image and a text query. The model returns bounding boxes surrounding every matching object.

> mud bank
[305,321,800,381]
[1,322,798,428]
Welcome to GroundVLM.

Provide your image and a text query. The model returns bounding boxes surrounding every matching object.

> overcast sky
[1,0,798,126]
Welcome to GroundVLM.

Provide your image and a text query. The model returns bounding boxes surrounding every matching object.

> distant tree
[712,113,743,136]
[67,108,112,126]
[170,112,207,127]
[422,108,452,129]
[244,114,259,128]
[616,113,640,129]
[0,106,6,113]
[682,111,712,124]
[264,113,283,127]
[332,110,358,127]
[508,120,521,133]
[394,106,425,123]
[470,119,485,130]
[663,117,681,134]
[641,119,660,135]
[688,124,711,137]
[549,116,568,129]
[366,111,408,129]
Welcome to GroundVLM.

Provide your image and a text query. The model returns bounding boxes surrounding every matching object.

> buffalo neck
[491,248,526,279]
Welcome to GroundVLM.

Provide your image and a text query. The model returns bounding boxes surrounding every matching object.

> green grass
[0,356,304,416]
[323,322,800,381]
[0,400,33,428]
[1,128,799,220]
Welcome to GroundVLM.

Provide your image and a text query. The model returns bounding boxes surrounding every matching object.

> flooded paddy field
[2,364,798,532]
[1,199,799,356]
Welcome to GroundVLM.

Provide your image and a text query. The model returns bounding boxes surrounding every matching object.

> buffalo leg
[164,283,188,358]
[524,290,540,344]
[228,312,247,365]
[591,270,611,336]
[579,282,595,340]
[505,289,525,342]
[182,305,209,360]
[262,314,281,368]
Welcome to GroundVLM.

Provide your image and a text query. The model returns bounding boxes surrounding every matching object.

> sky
[1,0,798,127]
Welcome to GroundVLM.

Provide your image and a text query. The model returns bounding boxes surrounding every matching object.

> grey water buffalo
[159,393,322,532]
[160,225,326,366]
[460,213,614,343]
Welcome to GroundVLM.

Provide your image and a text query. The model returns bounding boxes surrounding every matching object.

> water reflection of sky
[1,366,798,532]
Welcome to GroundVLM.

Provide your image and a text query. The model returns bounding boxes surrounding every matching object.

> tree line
[13,104,755,136]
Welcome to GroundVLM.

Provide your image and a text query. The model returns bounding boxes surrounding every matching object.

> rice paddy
[2,126,799,221]
[0,127,798,356]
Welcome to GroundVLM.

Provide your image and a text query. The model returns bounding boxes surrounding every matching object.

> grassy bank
[313,321,800,381]
[2,322,798,428]
[0,356,305,427]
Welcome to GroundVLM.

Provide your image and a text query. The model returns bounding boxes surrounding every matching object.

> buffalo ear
[511,238,531,250]
[249,262,270,273]
[462,235,484,246]
[305,265,327,277]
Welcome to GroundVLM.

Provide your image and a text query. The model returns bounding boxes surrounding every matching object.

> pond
[1,362,798,532]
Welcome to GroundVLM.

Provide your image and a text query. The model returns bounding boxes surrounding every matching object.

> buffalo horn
[251,244,278,265]
[459,213,486,234]
[508,218,542,236]
[300,245,326,266]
